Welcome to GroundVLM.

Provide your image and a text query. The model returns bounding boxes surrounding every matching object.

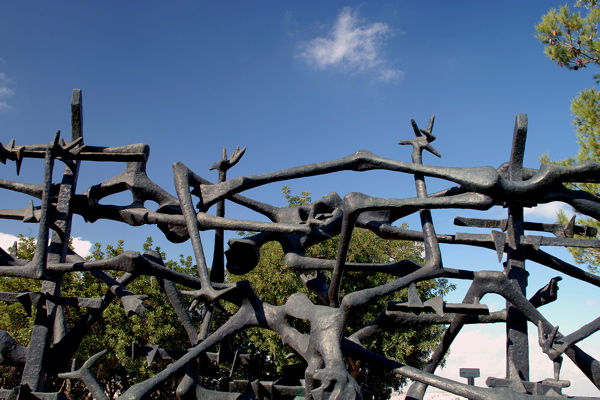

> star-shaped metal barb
[398,115,442,164]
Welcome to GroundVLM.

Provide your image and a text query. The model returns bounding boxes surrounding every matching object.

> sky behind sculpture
[1,1,599,396]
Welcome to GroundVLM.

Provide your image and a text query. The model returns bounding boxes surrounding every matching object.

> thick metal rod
[505,114,529,383]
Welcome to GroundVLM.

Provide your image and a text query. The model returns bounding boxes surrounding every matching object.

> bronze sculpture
[0,89,599,399]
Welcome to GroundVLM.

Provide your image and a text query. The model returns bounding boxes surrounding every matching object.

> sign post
[460,368,480,386]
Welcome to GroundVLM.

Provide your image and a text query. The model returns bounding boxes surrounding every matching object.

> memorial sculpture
[0,89,599,399]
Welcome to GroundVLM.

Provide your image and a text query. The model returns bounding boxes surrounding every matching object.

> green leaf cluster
[0,236,196,399]
[537,1,600,273]
[536,1,600,73]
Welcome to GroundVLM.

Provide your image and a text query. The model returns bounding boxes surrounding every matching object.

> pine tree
[536,0,600,272]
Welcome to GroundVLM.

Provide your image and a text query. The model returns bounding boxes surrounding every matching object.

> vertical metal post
[20,90,84,391]
[505,114,529,384]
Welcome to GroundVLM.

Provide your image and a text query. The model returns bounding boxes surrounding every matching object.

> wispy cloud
[586,299,600,307]
[283,11,300,37]
[0,72,14,112]
[299,7,402,82]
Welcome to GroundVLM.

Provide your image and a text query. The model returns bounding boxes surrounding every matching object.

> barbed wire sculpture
[0,89,599,399]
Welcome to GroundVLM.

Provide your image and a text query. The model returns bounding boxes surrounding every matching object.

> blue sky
[1,1,599,396]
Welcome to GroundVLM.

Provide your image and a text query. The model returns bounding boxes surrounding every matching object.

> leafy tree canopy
[537,1,600,272]
[0,236,195,399]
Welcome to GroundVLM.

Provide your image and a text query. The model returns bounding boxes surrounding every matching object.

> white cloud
[0,86,13,98]
[524,201,571,221]
[0,72,14,111]
[299,7,403,82]
[0,232,19,251]
[0,232,92,258]
[71,237,93,258]
[0,72,13,85]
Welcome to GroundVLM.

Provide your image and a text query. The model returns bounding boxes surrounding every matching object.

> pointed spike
[537,320,547,347]
[23,200,37,223]
[317,228,332,239]
[240,381,255,398]
[216,343,225,365]
[582,224,590,237]
[146,345,159,366]
[15,147,23,175]
[565,215,576,238]
[16,290,32,316]
[229,146,246,166]
[70,143,84,156]
[52,130,61,147]
[9,241,17,257]
[491,230,506,262]
[59,138,66,147]
[16,292,43,316]
[30,292,43,309]
[229,348,241,378]
[424,144,442,158]
[8,139,14,149]
[424,295,445,316]
[407,283,424,308]
[78,350,107,370]
[63,136,83,152]
[410,119,422,137]
[548,324,560,344]
[453,216,468,226]
[208,160,221,171]
[531,235,543,250]
[250,380,261,397]
[188,298,200,312]
[427,115,435,133]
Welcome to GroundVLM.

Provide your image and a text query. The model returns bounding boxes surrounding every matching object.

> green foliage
[227,188,453,399]
[0,236,196,399]
[0,236,38,388]
[282,185,312,207]
[12,234,37,260]
[556,209,600,272]
[537,1,600,273]
[535,1,600,73]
